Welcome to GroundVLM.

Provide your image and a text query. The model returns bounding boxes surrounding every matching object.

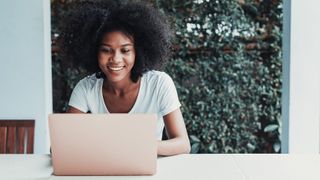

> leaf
[247,143,255,150]
[264,124,279,132]
[190,135,201,142]
[191,143,200,153]
[208,141,216,152]
[273,142,281,152]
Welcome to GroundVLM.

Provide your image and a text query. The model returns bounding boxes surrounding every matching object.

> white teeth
[108,66,124,71]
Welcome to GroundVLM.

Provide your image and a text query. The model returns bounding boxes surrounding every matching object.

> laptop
[48,113,157,176]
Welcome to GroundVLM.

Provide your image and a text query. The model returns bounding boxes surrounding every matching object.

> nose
[110,50,122,63]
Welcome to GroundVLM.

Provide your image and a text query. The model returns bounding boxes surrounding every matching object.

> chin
[105,73,130,83]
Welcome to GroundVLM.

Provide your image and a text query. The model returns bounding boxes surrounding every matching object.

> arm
[157,108,191,156]
[66,106,86,113]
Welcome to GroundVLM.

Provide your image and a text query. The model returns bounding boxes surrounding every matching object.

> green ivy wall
[51,0,283,153]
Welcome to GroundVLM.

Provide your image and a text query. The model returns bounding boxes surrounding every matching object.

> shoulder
[142,70,173,83]
[142,70,176,91]
[75,73,101,90]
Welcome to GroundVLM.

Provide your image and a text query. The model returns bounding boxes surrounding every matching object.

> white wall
[0,0,52,154]
[289,0,320,153]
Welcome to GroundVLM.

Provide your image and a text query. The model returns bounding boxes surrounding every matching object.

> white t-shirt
[68,70,181,140]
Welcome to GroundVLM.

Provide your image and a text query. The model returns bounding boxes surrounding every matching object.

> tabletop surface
[1,154,320,180]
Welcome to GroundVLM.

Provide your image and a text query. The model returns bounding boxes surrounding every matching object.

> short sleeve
[157,73,181,116]
[68,79,89,113]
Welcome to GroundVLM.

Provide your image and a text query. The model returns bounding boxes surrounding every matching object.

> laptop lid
[49,114,157,176]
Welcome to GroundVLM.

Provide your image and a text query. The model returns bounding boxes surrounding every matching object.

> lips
[107,65,125,71]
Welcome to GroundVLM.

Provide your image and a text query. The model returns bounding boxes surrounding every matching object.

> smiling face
[98,31,136,84]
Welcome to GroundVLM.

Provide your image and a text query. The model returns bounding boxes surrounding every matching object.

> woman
[60,0,190,156]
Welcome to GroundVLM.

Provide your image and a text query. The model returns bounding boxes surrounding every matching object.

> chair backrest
[0,120,35,154]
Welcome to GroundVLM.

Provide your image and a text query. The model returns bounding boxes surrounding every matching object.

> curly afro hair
[59,0,173,82]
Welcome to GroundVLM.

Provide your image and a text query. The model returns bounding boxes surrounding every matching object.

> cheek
[128,54,136,66]
[98,54,108,64]
[98,58,108,71]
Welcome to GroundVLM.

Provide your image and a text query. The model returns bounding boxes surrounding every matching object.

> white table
[1,154,320,180]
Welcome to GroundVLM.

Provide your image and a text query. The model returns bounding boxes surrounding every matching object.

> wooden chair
[0,120,35,154]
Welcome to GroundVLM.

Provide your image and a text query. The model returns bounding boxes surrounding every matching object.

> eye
[121,48,130,54]
[100,47,112,53]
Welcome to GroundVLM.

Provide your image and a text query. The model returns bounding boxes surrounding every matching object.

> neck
[103,78,140,96]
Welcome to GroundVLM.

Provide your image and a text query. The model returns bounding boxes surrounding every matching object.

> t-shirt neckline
[99,76,144,114]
